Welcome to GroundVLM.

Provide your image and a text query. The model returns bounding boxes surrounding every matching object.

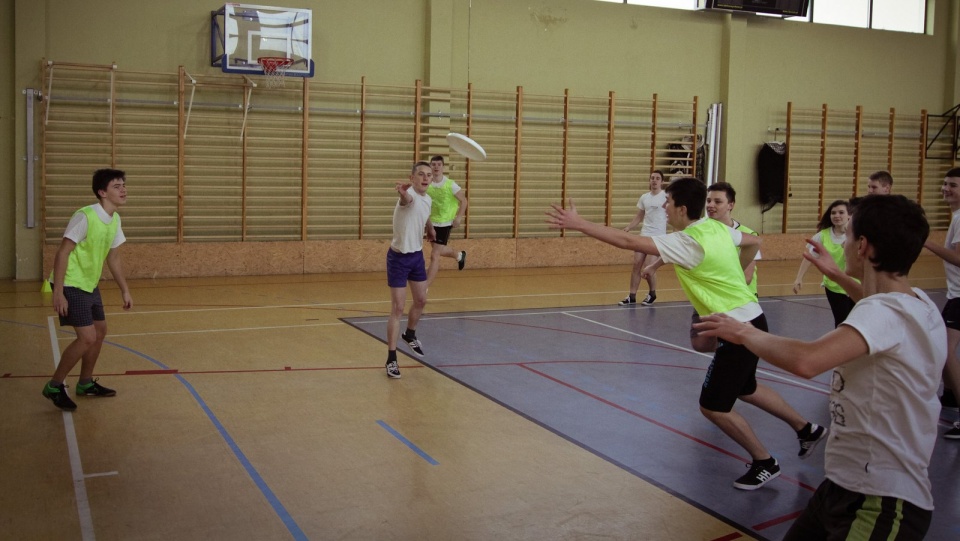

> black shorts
[942,297,960,331]
[825,288,855,328]
[433,225,452,245]
[699,313,768,413]
[783,478,931,541]
[58,286,105,328]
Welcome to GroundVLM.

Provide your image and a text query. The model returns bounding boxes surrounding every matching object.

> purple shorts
[386,249,427,288]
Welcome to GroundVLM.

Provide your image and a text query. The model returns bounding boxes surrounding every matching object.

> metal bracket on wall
[23,88,42,228]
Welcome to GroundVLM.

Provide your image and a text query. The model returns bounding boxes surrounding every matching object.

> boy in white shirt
[385,162,436,378]
[696,195,945,540]
[618,170,667,306]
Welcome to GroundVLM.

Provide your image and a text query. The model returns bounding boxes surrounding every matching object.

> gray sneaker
[386,360,401,379]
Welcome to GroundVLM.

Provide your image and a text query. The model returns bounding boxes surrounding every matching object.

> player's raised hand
[545,200,582,230]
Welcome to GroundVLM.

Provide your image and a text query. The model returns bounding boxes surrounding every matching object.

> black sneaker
[386,360,401,379]
[42,383,77,411]
[640,293,657,306]
[733,459,781,490]
[403,335,425,357]
[76,378,116,397]
[618,296,636,306]
[458,251,467,271]
[798,423,827,459]
[945,422,960,440]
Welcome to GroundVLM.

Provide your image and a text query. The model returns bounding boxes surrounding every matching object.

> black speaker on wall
[758,142,786,213]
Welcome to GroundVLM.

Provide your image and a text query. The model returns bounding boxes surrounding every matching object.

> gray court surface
[345,291,960,541]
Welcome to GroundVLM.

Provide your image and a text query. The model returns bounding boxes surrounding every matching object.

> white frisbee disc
[446,132,487,161]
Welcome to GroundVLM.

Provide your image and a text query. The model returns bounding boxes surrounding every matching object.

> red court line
[753,509,804,531]
[519,363,819,493]
[126,369,178,375]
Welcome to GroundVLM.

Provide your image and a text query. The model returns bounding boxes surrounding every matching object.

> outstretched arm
[546,200,661,256]
[924,238,960,267]
[693,313,868,379]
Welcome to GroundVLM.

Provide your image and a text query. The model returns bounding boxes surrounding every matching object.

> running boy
[385,162,436,378]
[425,155,467,286]
[695,195,945,540]
[43,168,132,411]
[546,177,825,490]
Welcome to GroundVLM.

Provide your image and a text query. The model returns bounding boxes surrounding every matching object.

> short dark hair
[430,155,444,164]
[92,169,125,199]
[946,167,960,179]
[651,169,665,179]
[664,177,706,220]
[412,161,432,173]
[816,200,848,231]
[849,195,928,276]
[707,182,736,203]
[868,170,893,186]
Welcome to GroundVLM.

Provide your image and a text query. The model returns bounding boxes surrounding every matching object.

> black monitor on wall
[699,0,809,17]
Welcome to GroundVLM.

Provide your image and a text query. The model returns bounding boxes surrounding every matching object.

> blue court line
[104,342,309,541]
[376,420,440,465]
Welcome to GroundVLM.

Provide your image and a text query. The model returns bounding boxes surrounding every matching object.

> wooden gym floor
[0,257,956,540]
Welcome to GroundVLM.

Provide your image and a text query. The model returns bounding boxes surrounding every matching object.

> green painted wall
[4,0,957,279]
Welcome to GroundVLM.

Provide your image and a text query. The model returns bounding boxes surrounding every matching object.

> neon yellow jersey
[819,228,857,294]
[427,177,460,224]
[63,206,119,292]
[675,219,757,316]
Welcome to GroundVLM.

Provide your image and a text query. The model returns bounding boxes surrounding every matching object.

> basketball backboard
[211,4,314,77]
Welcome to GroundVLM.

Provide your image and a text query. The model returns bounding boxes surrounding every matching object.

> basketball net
[258,57,294,89]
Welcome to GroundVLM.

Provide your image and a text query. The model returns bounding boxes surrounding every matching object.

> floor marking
[84,471,119,479]
[563,312,827,393]
[376,420,440,465]
[74,321,345,339]
[47,316,96,541]
[99,341,309,541]
[97,288,697,317]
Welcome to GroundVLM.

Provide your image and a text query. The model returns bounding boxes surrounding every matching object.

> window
[594,0,695,9]
[592,0,928,34]
[871,0,927,33]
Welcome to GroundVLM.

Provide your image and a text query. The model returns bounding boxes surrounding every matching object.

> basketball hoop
[258,57,294,89]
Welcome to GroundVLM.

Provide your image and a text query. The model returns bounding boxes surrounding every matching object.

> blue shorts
[386,249,426,288]
[58,286,105,328]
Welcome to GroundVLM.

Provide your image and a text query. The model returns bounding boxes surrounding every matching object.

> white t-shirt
[828,289,947,510]
[944,209,960,299]
[637,191,667,236]
[652,218,761,322]
[390,188,432,253]
[63,203,126,248]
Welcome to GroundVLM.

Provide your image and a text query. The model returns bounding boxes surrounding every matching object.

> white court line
[47,316,96,541]
[76,321,344,339]
[562,311,826,393]
[84,471,119,479]
[100,289,703,317]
